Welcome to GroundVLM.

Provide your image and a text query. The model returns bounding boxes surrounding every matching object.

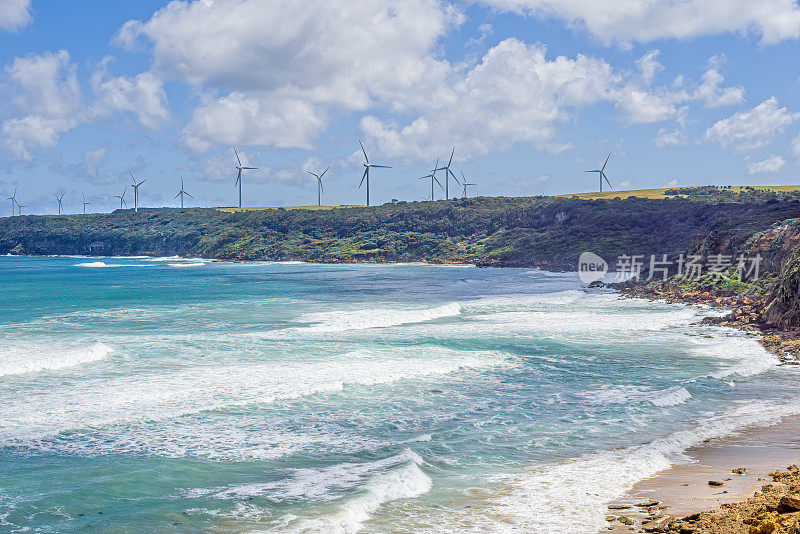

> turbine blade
[448,146,455,167]
[603,172,613,189]
[602,153,611,172]
[319,165,331,179]
[359,140,369,164]
[243,167,258,170]
[174,192,181,199]
[185,192,193,198]
[434,176,443,189]
[307,171,318,178]
[371,165,391,168]
[449,169,460,185]
[358,168,367,188]
[234,147,242,166]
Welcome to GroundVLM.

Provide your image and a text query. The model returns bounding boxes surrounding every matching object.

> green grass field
[559,184,800,200]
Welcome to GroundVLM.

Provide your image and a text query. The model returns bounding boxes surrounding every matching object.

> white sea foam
[649,386,692,407]
[168,262,205,268]
[74,261,152,268]
[580,385,692,407]
[0,347,510,456]
[296,302,463,333]
[487,400,800,533]
[689,335,779,379]
[0,342,112,376]
[282,450,432,533]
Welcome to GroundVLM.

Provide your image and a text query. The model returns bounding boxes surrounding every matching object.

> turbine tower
[435,147,460,200]
[586,153,613,193]
[130,172,146,212]
[16,198,25,215]
[307,165,331,207]
[7,187,16,217]
[82,194,91,215]
[114,187,127,210]
[54,193,65,215]
[419,158,442,201]
[233,147,258,208]
[358,140,390,207]
[174,178,193,208]
[460,171,476,198]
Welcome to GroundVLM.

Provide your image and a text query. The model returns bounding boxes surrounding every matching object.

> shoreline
[603,416,800,533]
[605,283,800,533]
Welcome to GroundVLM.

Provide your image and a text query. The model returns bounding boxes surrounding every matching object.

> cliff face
[757,220,800,329]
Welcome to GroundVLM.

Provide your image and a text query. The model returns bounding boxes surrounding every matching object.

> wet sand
[604,416,800,532]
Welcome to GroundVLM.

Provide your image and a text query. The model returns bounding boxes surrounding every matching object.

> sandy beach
[604,415,800,532]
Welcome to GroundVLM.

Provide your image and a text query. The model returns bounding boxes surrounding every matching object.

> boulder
[778,494,800,513]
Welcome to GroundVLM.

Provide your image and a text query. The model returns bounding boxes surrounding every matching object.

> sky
[2,0,800,214]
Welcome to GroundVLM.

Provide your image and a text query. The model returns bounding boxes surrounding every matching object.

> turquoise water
[1,256,799,533]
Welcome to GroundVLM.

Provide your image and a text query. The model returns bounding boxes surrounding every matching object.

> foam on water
[0,347,512,456]
[580,385,692,407]
[0,341,112,376]
[282,450,432,533]
[296,302,463,333]
[486,399,800,533]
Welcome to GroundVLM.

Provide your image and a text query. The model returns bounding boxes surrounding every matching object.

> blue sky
[2,0,800,214]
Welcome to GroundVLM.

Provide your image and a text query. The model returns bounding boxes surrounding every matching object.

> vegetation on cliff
[1,195,798,271]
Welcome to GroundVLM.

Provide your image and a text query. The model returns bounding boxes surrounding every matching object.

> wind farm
[5,140,800,216]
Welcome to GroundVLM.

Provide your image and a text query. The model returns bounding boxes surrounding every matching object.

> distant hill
[1,193,799,270]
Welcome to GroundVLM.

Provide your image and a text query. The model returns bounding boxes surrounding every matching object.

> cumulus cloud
[0,51,81,159]
[0,0,31,32]
[746,154,785,174]
[0,51,170,160]
[361,39,618,159]
[90,60,170,129]
[615,50,743,124]
[115,0,461,152]
[705,97,799,151]
[479,0,800,45]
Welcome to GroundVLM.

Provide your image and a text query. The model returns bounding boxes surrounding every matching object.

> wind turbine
[435,147,460,200]
[82,194,91,215]
[129,172,146,212]
[460,171,476,198]
[586,153,613,193]
[7,187,16,217]
[358,140,390,207]
[54,193,65,215]
[16,198,25,215]
[419,158,442,201]
[307,165,331,207]
[114,187,127,210]
[233,147,258,208]
[174,178,193,208]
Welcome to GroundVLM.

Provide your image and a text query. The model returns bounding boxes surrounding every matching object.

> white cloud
[655,128,686,147]
[705,97,799,151]
[90,61,170,129]
[479,0,800,45]
[116,0,461,152]
[667,179,678,187]
[615,51,743,125]
[361,39,618,159]
[0,0,31,32]
[0,50,82,159]
[746,154,785,174]
[0,51,170,160]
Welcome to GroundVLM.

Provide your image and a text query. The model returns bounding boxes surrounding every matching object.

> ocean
[1,256,798,533]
